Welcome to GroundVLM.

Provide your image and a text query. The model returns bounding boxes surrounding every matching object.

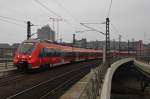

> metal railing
[79,58,122,99]
[79,62,109,99]
[136,56,150,65]
[0,58,13,69]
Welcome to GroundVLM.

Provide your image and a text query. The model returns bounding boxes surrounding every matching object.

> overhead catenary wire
[34,0,107,39]
[0,15,26,23]
[107,0,113,17]
[34,0,62,18]
[0,15,42,28]
[51,0,81,25]
[80,22,105,25]
[63,19,78,30]
[0,18,26,28]
[79,22,105,32]
[80,23,105,35]
[110,22,129,41]
[52,0,107,33]
[34,0,80,31]
[110,22,120,34]
[0,15,25,23]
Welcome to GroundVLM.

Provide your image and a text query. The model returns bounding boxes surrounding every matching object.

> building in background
[0,43,19,58]
[70,38,147,53]
[136,40,150,57]
[74,38,87,48]
[37,25,55,41]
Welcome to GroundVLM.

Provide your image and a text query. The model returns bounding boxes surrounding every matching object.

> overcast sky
[0,0,150,44]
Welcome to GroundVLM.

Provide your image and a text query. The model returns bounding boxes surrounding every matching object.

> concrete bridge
[101,58,150,99]
[100,58,134,99]
[78,58,150,99]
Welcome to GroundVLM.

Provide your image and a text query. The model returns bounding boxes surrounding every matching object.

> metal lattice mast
[128,40,130,55]
[27,21,34,40]
[27,21,31,40]
[106,18,110,65]
[118,34,121,57]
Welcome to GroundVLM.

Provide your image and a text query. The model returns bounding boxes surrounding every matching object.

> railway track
[0,73,26,87]
[6,65,90,99]
[0,69,28,87]
[0,59,100,99]
[40,68,88,99]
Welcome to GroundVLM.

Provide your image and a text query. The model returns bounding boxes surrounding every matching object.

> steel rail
[6,65,90,99]
[39,67,88,99]
[0,73,26,87]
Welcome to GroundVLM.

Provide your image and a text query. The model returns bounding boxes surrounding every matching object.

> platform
[60,73,90,99]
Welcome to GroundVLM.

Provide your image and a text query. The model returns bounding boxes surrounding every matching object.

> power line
[80,22,105,24]
[34,0,61,18]
[76,29,94,33]
[34,0,79,31]
[0,15,41,28]
[107,0,113,17]
[0,18,26,28]
[80,23,105,35]
[0,15,26,23]
[52,0,106,32]
[63,19,78,30]
[110,22,128,41]
[50,0,87,31]
[111,23,120,34]
[51,0,80,24]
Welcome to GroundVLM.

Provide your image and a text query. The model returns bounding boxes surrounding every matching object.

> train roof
[22,39,102,53]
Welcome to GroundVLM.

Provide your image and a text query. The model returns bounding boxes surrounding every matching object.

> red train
[13,39,135,70]
[13,39,102,70]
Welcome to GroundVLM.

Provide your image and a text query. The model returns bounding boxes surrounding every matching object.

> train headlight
[17,55,19,58]
[28,56,32,59]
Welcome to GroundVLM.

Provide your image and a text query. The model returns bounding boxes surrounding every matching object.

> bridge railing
[136,56,150,65]
[0,58,14,69]
[79,58,121,99]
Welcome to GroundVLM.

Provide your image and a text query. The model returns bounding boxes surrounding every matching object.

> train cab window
[19,42,36,55]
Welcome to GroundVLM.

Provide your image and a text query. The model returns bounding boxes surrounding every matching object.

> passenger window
[40,48,61,57]
[55,49,61,56]
[46,48,54,56]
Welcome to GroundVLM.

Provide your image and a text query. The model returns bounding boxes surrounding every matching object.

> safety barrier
[134,60,150,77]
[79,58,134,99]
[0,59,13,69]
[78,62,108,99]
[78,58,122,99]
[136,56,150,65]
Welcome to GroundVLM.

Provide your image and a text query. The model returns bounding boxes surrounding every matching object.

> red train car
[13,39,102,70]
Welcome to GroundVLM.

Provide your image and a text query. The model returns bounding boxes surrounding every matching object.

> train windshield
[19,42,36,55]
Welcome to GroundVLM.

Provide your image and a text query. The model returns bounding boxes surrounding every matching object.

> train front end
[13,40,39,70]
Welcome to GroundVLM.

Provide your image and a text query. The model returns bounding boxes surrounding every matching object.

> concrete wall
[100,58,134,99]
